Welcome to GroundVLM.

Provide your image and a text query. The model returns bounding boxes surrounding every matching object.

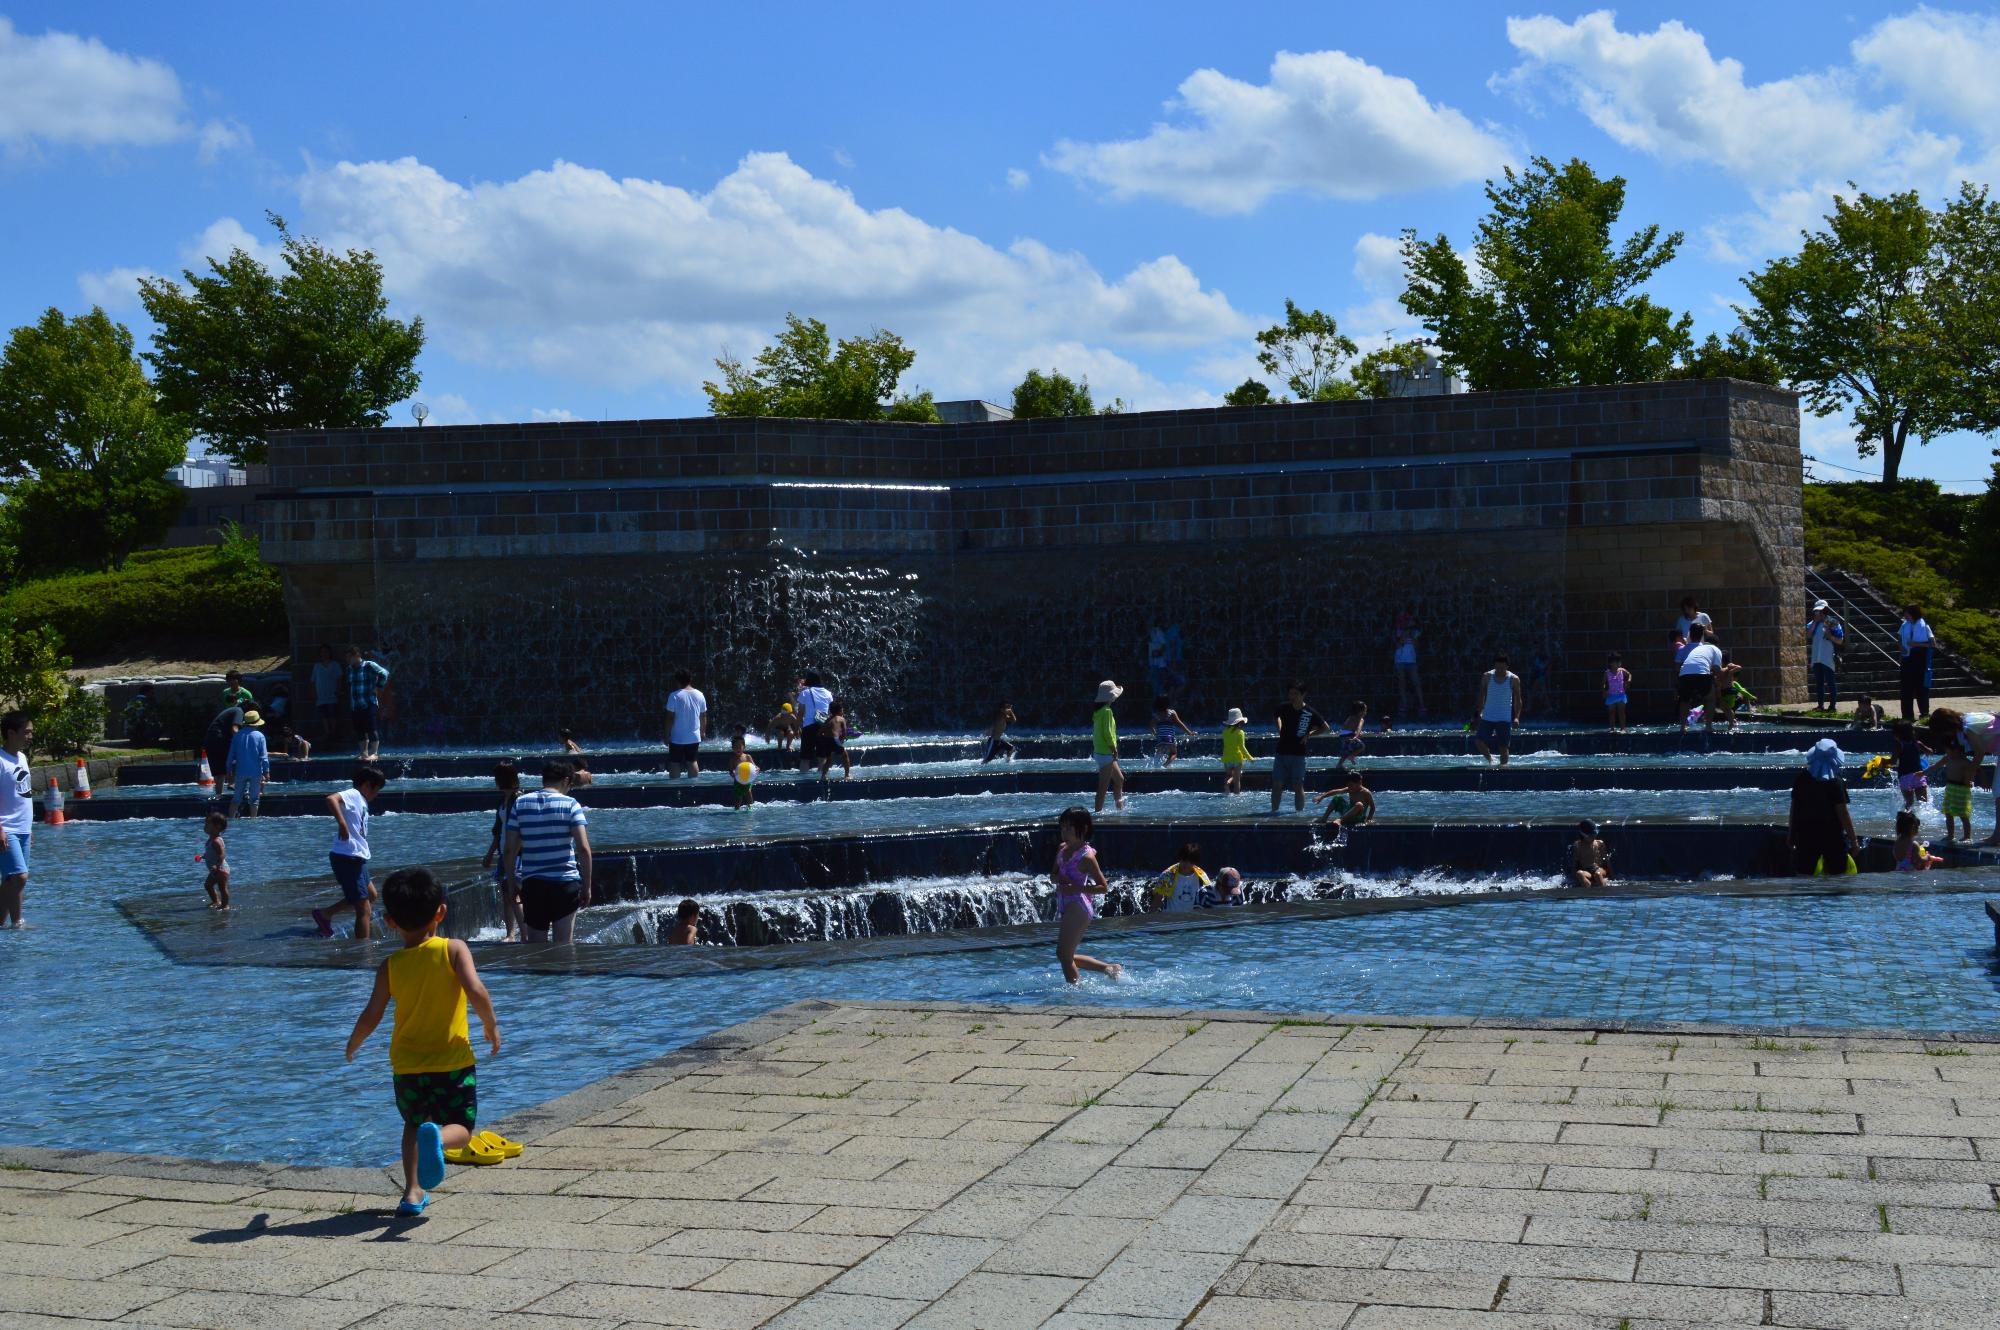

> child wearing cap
[1568,820,1611,888]
[1198,866,1246,908]
[1220,708,1250,793]
[767,702,801,759]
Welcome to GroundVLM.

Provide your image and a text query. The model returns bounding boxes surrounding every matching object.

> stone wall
[261,380,1804,738]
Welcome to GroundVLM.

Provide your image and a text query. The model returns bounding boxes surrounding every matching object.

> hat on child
[1806,737,1844,781]
[1224,707,1247,726]
[782,703,794,713]
[240,710,265,728]
[1095,680,1123,704]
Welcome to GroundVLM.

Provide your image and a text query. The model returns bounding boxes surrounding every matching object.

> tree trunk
[1881,424,1903,485]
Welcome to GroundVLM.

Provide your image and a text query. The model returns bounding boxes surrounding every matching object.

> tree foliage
[1222,378,1273,406]
[705,314,925,420]
[0,307,189,572]
[1010,368,1096,419]
[1670,330,1782,385]
[1400,156,1692,390]
[0,614,102,758]
[1346,340,1435,398]
[137,213,424,466]
[1254,300,1357,401]
[1738,184,2000,483]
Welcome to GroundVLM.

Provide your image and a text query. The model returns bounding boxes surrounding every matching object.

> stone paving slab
[3,999,2000,1328]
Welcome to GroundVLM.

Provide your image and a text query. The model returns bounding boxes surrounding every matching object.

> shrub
[0,534,285,660]
[0,615,102,757]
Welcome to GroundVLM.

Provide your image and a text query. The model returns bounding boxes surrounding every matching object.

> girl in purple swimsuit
[1052,807,1123,984]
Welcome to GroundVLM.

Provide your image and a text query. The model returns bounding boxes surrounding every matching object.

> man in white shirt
[665,671,708,777]
[0,712,33,928]
[1471,655,1522,766]
[1898,605,1935,721]
[1676,623,1725,731]
[796,670,835,769]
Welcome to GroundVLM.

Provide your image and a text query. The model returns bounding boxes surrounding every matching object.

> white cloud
[289,152,1255,398]
[0,17,188,150]
[1005,167,1030,191]
[1046,49,1511,214]
[1498,11,1942,187]
[76,265,158,310]
[1854,8,2000,134]
[187,216,285,270]
[529,406,577,422]
[197,117,251,165]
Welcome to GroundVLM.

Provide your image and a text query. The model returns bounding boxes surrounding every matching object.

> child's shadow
[192,1208,425,1245]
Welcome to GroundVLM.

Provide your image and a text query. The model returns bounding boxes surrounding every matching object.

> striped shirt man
[506,787,587,882]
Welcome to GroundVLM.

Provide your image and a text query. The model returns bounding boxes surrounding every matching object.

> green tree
[1741,184,2000,483]
[1255,300,1357,401]
[1222,378,1273,406]
[1400,156,1692,390]
[704,314,924,420]
[885,389,942,423]
[0,307,189,572]
[137,213,424,466]
[1671,330,1782,384]
[1009,368,1095,419]
[0,614,101,757]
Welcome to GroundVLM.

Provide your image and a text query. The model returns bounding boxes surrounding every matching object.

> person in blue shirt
[1897,606,1934,722]
[225,710,271,816]
[1806,600,1845,713]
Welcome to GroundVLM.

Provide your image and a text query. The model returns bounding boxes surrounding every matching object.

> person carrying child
[312,765,387,939]
[1893,810,1945,871]
[1220,708,1250,793]
[1313,768,1376,826]
[1052,806,1122,983]
[1603,654,1632,733]
[1151,696,1195,768]
[481,762,523,941]
[1150,841,1211,912]
[344,867,504,1216]
[1892,720,1931,810]
[1198,866,1246,908]
[982,703,1018,764]
[1567,820,1611,889]
[200,813,231,909]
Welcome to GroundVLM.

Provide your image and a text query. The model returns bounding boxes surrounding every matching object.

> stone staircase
[1804,567,1991,699]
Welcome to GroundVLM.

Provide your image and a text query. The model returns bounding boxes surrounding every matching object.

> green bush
[0,615,102,757]
[1804,480,2000,683]
[0,534,285,660]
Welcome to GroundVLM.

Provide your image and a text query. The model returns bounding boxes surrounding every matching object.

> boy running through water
[344,867,501,1216]
[312,766,387,939]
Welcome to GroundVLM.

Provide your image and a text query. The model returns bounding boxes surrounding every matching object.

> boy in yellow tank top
[345,867,501,1215]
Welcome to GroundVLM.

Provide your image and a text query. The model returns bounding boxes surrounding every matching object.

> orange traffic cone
[72,758,92,799]
[43,778,65,826]
[197,753,214,787]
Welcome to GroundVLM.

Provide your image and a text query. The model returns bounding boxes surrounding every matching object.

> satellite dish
[411,401,430,425]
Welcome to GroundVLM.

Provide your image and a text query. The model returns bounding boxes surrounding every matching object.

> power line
[1804,453,1991,485]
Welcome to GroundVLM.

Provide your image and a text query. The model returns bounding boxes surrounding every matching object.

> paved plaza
[4,1000,2000,1328]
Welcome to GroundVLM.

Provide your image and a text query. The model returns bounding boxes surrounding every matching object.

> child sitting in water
[1853,695,1885,729]
[1567,819,1611,888]
[1313,768,1376,826]
[1336,700,1369,770]
[1150,841,1211,912]
[1151,696,1195,767]
[1052,806,1122,984]
[201,812,230,909]
[1198,866,1245,908]
[1893,809,1944,871]
[667,898,700,943]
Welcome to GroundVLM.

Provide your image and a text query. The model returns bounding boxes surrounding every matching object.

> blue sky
[2,2,1996,486]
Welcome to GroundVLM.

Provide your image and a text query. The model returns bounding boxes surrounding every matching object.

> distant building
[1386,347,1467,398]
[934,400,1014,424]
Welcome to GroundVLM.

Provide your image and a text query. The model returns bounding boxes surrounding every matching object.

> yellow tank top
[387,936,473,1074]
[1221,727,1250,764]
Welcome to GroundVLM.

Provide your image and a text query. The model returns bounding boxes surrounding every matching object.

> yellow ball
[735,760,755,785]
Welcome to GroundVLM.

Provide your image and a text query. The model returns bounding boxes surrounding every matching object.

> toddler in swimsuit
[201,812,230,909]
[1604,653,1631,732]
[1052,806,1122,984]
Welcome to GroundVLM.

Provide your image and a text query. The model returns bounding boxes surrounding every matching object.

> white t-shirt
[1156,867,1209,913]
[1480,673,1517,723]
[797,686,833,728]
[1679,643,1724,676]
[667,686,707,745]
[0,748,30,838]
[310,660,343,706]
[330,787,372,859]
[1676,612,1712,639]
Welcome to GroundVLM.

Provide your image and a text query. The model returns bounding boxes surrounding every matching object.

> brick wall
[261,379,1804,737]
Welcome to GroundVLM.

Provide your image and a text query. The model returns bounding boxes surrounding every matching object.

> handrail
[1805,567,1901,672]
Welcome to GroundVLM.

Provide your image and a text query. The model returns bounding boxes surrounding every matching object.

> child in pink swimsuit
[1052,806,1122,984]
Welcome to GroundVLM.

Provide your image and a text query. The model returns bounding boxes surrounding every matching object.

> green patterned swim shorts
[393,1065,477,1130]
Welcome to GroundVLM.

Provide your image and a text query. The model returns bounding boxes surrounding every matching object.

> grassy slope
[1802,480,2000,683]
[0,545,287,661]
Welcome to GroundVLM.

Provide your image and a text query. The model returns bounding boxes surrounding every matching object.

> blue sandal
[416,1122,446,1190]
[395,1193,428,1217]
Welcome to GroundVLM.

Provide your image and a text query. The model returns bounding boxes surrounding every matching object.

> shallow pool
[4,813,1999,1169]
